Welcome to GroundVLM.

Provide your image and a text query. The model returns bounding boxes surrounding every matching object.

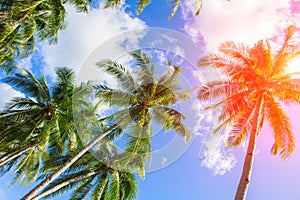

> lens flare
[286,57,300,75]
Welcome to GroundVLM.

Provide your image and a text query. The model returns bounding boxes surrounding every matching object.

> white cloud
[192,92,236,175]
[0,84,24,109]
[191,101,211,135]
[182,0,295,49]
[199,132,237,175]
[16,57,32,70]
[41,5,147,79]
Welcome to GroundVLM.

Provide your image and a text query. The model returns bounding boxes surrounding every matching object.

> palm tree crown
[80,50,192,176]
[198,25,300,200]
[0,67,83,186]
[0,0,91,71]
[20,50,191,199]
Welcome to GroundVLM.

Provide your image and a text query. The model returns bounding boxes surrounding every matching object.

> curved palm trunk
[21,124,119,200]
[0,142,41,167]
[32,169,101,200]
[234,97,263,200]
[0,148,31,167]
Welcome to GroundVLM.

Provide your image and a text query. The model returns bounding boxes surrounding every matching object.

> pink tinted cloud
[182,0,299,49]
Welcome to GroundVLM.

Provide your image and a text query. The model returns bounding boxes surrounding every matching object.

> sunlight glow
[286,56,300,76]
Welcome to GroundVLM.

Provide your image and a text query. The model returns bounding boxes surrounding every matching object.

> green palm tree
[198,25,300,200]
[31,126,137,200]
[0,67,87,186]
[104,0,203,19]
[34,157,137,200]
[0,0,90,71]
[21,50,191,200]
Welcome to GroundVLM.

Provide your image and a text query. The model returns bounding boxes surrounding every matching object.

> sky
[1,0,300,200]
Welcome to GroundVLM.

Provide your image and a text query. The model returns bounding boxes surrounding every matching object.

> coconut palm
[0,67,88,186]
[104,0,204,19]
[31,126,137,200]
[0,0,90,71]
[21,50,191,199]
[34,157,137,200]
[198,25,300,200]
[35,160,137,200]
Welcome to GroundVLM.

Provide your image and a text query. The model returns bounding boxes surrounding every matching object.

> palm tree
[31,126,137,200]
[21,50,191,199]
[35,161,137,200]
[0,0,91,71]
[34,158,137,200]
[198,25,300,200]
[104,0,204,19]
[0,67,86,186]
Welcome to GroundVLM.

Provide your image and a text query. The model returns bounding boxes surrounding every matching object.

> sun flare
[286,56,300,75]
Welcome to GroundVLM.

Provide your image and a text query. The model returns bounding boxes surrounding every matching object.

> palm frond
[103,0,123,8]
[269,80,300,105]
[198,80,240,101]
[115,120,151,177]
[4,97,40,110]
[131,50,155,87]
[97,60,141,94]
[194,0,203,15]
[93,84,140,107]
[169,0,181,19]
[152,106,191,141]
[265,94,295,159]
[157,63,181,88]
[52,67,75,104]
[136,0,152,14]
[108,171,120,200]
[66,0,90,12]
[90,174,109,200]
[273,25,299,76]
[69,176,96,200]
[119,172,137,200]
[218,41,252,67]
[2,66,50,102]
[248,40,273,78]
[226,101,256,148]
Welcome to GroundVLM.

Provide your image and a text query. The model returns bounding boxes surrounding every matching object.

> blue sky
[1,0,300,199]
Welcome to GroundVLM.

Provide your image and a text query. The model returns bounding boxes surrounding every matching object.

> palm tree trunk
[21,124,119,200]
[0,142,41,167]
[32,169,102,200]
[234,96,263,200]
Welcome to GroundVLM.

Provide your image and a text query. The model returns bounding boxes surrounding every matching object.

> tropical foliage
[198,25,300,200]
[0,66,85,186]
[1,51,190,199]
[32,132,138,200]
[104,0,204,19]
[0,0,91,71]
[2,0,299,199]
[94,50,192,176]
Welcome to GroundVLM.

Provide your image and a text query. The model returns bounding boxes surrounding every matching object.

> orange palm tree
[198,25,300,200]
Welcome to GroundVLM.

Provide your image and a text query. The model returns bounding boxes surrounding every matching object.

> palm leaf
[97,60,141,94]
[265,94,295,159]
[136,0,152,14]
[169,0,181,19]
